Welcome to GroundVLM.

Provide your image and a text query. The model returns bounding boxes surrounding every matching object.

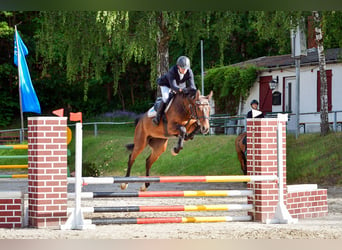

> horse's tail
[126,143,134,151]
[134,114,144,126]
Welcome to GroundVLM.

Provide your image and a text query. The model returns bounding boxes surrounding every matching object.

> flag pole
[15,25,25,143]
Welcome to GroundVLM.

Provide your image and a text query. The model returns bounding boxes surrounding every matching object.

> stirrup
[152,117,160,126]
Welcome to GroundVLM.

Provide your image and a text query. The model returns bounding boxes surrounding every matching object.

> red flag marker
[52,108,64,117]
[70,112,82,123]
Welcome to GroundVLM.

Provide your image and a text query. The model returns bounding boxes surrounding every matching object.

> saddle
[147,92,175,118]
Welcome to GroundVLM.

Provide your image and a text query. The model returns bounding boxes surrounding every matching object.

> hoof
[140,184,147,192]
[120,183,128,190]
[171,147,179,156]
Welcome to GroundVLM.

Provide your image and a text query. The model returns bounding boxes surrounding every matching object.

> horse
[122,89,213,191]
[235,132,247,175]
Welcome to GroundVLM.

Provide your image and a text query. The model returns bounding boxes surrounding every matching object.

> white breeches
[160,83,186,103]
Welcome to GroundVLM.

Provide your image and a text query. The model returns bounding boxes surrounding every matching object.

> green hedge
[204,64,259,114]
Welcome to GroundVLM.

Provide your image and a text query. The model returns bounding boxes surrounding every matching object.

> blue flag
[14,29,41,114]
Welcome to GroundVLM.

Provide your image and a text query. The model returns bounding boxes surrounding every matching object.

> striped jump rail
[68,190,253,199]
[91,215,252,225]
[67,175,278,184]
[0,165,28,169]
[0,144,28,175]
[0,174,28,178]
[0,145,28,150]
[0,155,28,159]
[0,144,28,160]
[73,204,253,213]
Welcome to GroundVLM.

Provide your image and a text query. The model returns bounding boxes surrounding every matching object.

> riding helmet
[250,99,259,106]
[176,56,190,70]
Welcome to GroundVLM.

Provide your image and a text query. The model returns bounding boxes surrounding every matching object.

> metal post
[201,40,204,95]
[295,58,301,139]
[15,25,25,144]
[94,123,97,137]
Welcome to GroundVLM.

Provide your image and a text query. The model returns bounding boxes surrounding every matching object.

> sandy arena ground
[0,179,342,239]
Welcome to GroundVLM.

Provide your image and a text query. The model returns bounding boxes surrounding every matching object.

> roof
[232,48,342,69]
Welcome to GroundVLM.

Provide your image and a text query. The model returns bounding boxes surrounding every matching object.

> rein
[163,93,210,137]
[185,98,210,126]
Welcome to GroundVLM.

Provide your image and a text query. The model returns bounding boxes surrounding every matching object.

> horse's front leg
[185,123,200,141]
[171,125,186,156]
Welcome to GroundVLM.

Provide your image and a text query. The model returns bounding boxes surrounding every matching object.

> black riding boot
[152,102,166,126]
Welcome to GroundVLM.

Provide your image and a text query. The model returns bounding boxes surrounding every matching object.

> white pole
[277,122,285,204]
[267,115,297,224]
[74,122,83,227]
[201,40,204,95]
[61,122,95,230]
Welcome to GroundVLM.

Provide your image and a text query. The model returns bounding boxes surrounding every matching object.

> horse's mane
[187,88,197,98]
[179,88,197,100]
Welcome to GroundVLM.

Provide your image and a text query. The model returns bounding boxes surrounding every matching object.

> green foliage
[323,11,342,48]
[249,11,301,54]
[0,91,17,128]
[204,65,258,114]
[3,11,342,128]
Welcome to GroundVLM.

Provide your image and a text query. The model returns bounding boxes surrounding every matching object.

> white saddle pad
[147,107,157,118]
[146,99,174,118]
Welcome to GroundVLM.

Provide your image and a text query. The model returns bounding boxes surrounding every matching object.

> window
[272,91,281,105]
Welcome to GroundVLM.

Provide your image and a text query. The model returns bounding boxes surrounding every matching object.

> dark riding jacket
[157,65,196,92]
[247,110,264,118]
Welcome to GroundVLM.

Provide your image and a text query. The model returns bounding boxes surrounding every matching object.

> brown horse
[122,89,213,191]
[235,132,247,175]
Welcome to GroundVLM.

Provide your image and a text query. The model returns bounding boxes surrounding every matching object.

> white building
[234,48,342,133]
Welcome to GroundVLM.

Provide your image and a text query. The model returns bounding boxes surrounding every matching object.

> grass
[287,132,342,186]
[70,126,342,186]
[2,122,342,186]
[68,124,242,177]
[0,144,28,174]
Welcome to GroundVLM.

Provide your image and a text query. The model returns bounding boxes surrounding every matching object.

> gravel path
[0,179,341,239]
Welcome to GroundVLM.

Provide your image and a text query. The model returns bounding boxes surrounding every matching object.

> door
[284,76,297,130]
[259,76,273,114]
[284,77,296,113]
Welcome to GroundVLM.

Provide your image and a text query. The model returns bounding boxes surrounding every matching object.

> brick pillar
[27,117,68,228]
[246,118,287,223]
[0,191,24,228]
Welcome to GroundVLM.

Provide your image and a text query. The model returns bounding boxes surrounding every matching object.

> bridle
[187,98,210,126]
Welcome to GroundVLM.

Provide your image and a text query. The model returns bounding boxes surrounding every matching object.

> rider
[152,56,197,126]
[247,99,264,118]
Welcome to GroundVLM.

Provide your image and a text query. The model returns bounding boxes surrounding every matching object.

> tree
[37,11,211,102]
[251,11,332,136]
[0,11,40,127]
[313,11,329,136]
[321,11,342,48]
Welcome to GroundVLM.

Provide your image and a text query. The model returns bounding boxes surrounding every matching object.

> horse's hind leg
[121,139,147,190]
[241,133,247,175]
[140,138,168,191]
[120,153,133,190]
[235,133,248,175]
